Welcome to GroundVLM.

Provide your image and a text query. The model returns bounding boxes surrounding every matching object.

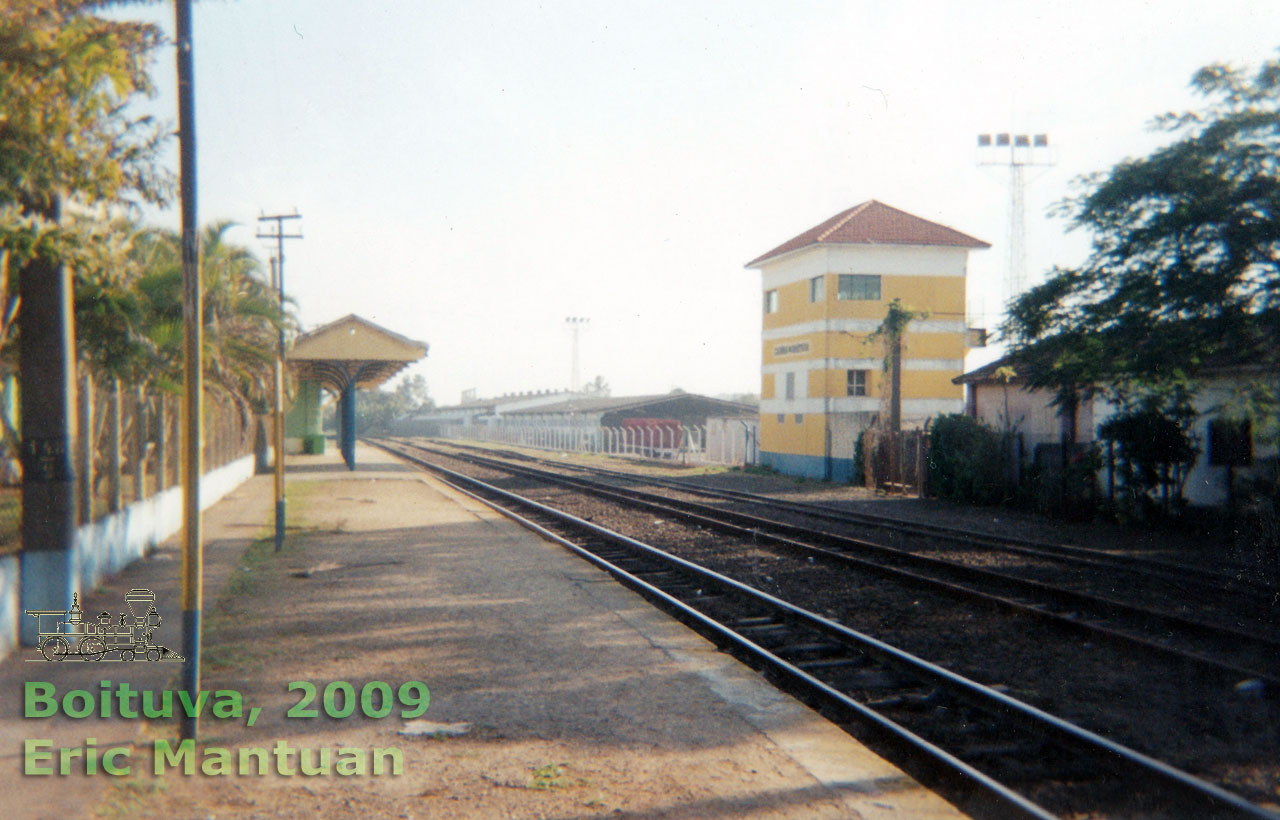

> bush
[927,415,1009,505]
[1098,396,1198,518]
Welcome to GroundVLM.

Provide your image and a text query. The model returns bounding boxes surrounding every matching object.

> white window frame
[837,274,881,301]
[847,369,868,396]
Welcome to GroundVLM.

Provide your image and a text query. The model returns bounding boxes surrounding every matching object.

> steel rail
[429,438,1277,608]
[396,439,1280,689]
[372,438,1279,820]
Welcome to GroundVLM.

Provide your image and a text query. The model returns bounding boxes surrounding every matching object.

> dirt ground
[86,460,964,820]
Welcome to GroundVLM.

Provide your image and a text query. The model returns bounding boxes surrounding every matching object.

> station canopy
[288,314,428,393]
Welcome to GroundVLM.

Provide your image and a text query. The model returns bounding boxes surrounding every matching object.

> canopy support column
[340,383,356,470]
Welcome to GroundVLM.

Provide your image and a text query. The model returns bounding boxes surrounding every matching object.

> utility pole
[256,213,302,554]
[175,0,202,742]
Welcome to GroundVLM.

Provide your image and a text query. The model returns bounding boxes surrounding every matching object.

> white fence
[425,420,758,466]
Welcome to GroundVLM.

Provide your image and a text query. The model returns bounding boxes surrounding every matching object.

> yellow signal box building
[745,200,989,481]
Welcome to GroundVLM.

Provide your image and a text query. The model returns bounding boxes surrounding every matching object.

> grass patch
[200,482,321,674]
[529,762,582,790]
[94,769,167,820]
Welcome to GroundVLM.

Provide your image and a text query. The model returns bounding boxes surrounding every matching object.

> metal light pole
[256,214,300,552]
[175,0,203,742]
[976,132,1053,307]
[565,316,588,392]
[270,257,285,551]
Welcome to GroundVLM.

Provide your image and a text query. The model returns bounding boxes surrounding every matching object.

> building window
[809,276,823,302]
[837,274,881,301]
[776,413,785,423]
[784,372,795,400]
[764,289,779,314]
[846,369,868,396]
[795,414,804,423]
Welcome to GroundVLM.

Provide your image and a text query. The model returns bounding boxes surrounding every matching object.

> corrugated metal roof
[747,200,990,268]
[502,393,757,417]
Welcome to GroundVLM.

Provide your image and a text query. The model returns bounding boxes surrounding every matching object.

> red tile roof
[746,200,990,267]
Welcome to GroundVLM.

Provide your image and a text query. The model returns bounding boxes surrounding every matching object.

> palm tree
[127,220,291,420]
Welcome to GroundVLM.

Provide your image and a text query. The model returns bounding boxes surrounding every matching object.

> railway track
[370,437,1279,820]
[434,438,1279,618]
[391,438,1280,689]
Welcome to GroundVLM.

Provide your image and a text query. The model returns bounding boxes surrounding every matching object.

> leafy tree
[394,374,433,412]
[0,0,170,252]
[583,374,610,396]
[1004,55,1280,409]
[323,375,433,435]
[125,222,290,414]
[866,298,926,432]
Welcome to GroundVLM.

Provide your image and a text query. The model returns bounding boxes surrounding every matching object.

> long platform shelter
[287,314,428,469]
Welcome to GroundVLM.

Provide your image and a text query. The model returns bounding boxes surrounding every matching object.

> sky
[116,0,1280,407]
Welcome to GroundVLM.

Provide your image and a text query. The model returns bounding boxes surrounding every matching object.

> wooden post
[76,370,93,524]
[108,378,122,512]
[916,431,925,498]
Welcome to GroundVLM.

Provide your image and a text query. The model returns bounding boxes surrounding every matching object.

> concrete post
[156,392,168,492]
[133,383,146,501]
[18,196,77,646]
[108,377,122,512]
[76,370,93,524]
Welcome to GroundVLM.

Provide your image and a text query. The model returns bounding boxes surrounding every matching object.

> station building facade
[746,200,989,481]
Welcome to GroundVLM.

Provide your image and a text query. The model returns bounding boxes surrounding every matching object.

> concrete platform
[0,442,970,819]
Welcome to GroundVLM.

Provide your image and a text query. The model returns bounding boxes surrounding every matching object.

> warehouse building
[746,200,989,481]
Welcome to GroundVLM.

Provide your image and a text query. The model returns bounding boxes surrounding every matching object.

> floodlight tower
[977,132,1054,307]
[565,316,589,392]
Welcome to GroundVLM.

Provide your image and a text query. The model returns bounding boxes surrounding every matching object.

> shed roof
[288,314,428,390]
[953,356,1020,385]
[747,200,990,268]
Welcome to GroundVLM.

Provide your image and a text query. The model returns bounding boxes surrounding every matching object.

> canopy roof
[288,314,428,391]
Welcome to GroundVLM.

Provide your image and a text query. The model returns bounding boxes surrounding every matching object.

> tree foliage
[72,220,291,421]
[927,414,1008,505]
[324,374,434,434]
[865,298,926,368]
[1003,55,1280,403]
[0,0,169,232]
[1098,391,1200,515]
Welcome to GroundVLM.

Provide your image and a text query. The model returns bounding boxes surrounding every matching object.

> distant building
[389,389,587,436]
[746,200,989,481]
[500,393,756,429]
[955,356,1278,508]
